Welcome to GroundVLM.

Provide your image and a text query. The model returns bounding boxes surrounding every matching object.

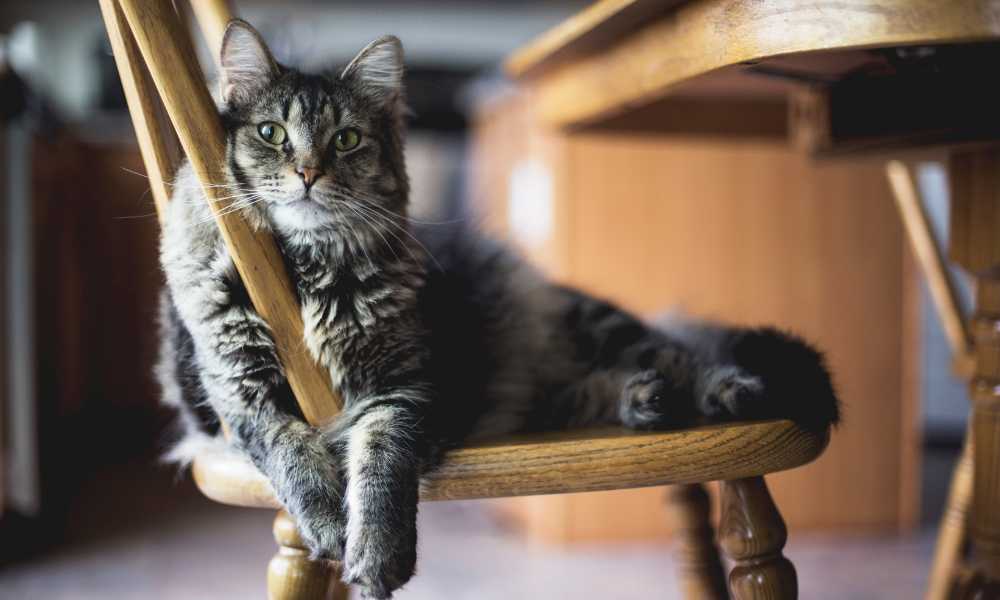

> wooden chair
[99,1,828,598]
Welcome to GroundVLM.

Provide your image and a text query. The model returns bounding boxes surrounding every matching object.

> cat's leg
[556,293,766,429]
[337,393,428,599]
[619,350,767,429]
[166,253,347,560]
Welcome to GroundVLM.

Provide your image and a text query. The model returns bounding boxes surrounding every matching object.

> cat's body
[157,21,838,599]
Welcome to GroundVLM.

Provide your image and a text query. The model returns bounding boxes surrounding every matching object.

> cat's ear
[219,19,279,104]
[341,36,404,109]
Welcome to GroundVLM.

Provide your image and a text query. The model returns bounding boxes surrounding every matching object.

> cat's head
[218,20,408,235]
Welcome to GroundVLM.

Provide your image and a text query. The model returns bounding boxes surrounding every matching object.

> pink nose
[296,166,322,188]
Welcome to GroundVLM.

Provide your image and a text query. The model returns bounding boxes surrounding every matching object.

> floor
[0,450,952,600]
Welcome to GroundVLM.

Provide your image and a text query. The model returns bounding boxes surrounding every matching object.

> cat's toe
[620,369,677,428]
[699,366,765,420]
[343,529,416,599]
[294,510,347,561]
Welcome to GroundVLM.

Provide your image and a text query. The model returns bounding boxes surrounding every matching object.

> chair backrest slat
[101,0,344,425]
[187,0,235,65]
[100,0,182,223]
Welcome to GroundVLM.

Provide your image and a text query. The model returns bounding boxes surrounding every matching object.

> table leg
[947,151,1000,598]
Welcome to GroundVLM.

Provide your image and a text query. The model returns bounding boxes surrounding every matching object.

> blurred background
[0,1,973,598]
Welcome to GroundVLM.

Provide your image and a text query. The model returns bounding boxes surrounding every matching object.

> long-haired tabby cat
[157,19,839,599]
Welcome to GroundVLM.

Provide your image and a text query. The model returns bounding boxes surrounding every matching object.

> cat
[156,19,839,599]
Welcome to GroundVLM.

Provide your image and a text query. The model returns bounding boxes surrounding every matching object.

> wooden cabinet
[470,94,920,542]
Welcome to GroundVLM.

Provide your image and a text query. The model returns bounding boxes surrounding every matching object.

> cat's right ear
[219,19,279,104]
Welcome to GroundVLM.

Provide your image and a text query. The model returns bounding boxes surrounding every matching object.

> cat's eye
[257,122,286,145]
[334,128,361,152]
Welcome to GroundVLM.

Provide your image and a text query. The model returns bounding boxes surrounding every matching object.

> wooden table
[505,1,1000,598]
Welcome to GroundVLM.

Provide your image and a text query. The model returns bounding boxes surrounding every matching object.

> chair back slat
[100,0,182,222]
[188,0,235,64]
[100,0,344,425]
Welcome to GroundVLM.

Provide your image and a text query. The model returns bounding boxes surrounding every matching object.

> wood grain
[719,477,797,600]
[99,0,182,223]
[507,0,1000,127]
[192,421,827,509]
[113,0,342,425]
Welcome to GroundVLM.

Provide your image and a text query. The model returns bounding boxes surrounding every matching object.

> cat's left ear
[220,19,279,104]
[341,36,405,110]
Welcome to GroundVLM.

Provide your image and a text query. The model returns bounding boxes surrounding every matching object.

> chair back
[99,0,343,426]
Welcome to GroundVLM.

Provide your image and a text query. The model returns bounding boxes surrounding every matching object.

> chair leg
[946,153,1000,598]
[267,510,350,600]
[925,430,973,600]
[718,477,797,600]
[666,484,729,599]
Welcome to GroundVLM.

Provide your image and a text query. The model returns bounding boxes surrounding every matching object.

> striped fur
[157,21,839,599]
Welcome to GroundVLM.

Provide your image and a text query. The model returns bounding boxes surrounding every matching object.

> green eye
[257,122,286,145]
[334,128,361,151]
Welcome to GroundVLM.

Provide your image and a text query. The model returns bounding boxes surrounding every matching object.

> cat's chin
[269,199,337,233]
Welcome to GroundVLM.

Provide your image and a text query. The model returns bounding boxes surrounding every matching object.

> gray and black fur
[156,20,839,599]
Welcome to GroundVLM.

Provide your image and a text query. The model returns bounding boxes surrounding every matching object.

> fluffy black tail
[656,314,840,433]
[724,327,840,433]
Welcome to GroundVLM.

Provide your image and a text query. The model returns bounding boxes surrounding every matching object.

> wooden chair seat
[192,419,827,509]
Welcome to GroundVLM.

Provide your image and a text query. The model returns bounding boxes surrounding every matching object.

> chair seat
[192,419,827,508]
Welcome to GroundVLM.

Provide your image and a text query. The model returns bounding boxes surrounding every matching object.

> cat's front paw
[343,522,416,599]
[294,506,347,561]
[698,366,765,420]
[619,369,691,429]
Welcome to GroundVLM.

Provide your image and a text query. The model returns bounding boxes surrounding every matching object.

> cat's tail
[656,314,840,433]
[724,326,840,433]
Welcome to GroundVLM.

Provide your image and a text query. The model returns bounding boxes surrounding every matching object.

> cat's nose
[296,166,322,189]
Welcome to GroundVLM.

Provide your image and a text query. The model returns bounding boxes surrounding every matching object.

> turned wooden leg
[268,510,350,600]
[926,430,974,600]
[719,477,797,600]
[666,484,729,600]
[947,151,1000,598]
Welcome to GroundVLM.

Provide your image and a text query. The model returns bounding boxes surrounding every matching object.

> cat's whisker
[193,196,266,225]
[333,184,464,226]
[339,202,404,265]
[349,201,444,272]
[120,167,255,194]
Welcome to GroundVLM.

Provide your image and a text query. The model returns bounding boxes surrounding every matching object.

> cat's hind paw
[697,366,766,420]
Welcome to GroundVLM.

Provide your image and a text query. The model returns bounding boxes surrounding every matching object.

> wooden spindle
[187,0,235,61]
[719,477,797,600]
[99,0,182,222]
[268,510,349,600]
[947,150,1000,598]
[666,484,729,600]
[926,430,974,600]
